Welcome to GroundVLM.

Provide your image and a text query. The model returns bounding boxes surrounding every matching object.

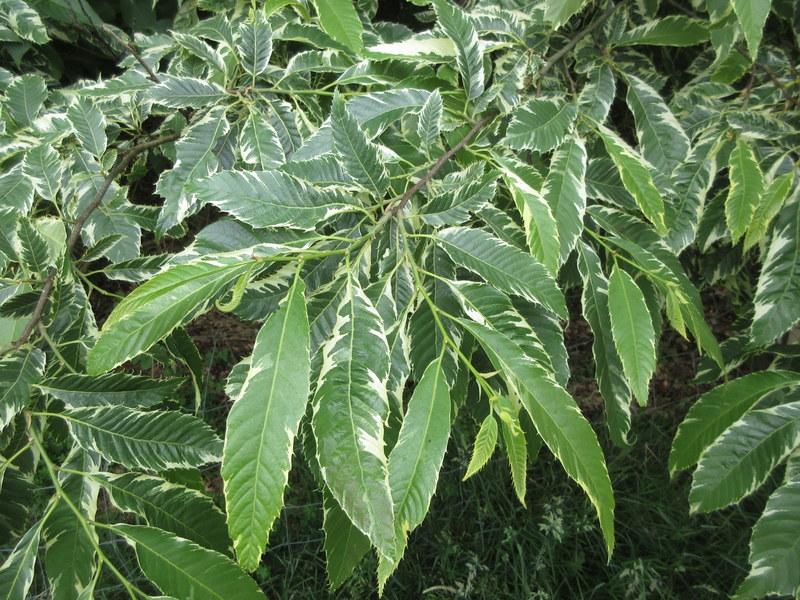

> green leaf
[542,135,587,266]
[690,401,800,513]
[1,0,48,43]
[751,197,800,345]
[222,276,310,571]
[0,518,43,600]
[113,524,266,600]
[435,227,567,319]
[501,414,527,505]
[189,170,353,230]
[239,107,284,168]
[0,348,45,429]
[502,99,578,153]
[417,89,442,152]
[35,373,184,408]
[464,412,498,479]
[322,489,370,590]
[624,73,690,176]
[578,243,632,447]
[5,73,46,127]
[313,0,363,53]
[734,480,800,599]
[615,15,710,46]
[731,0,772,58]
[578,63,616,124]
[43,448,100,600]
[545,0,589,28]
[419,166,497,227]
[96,472,231,555]
[237,19,273,79]
[330,92,388,197]
[669,371,800,474]
[727,111,794,140]
[61,406,223,470]
[743,172,794,251]
[23,143,62,202]
[596,124,666,234]
[458,318,615,555]
[608,265,657,406]
[148,75,227,108]
[726,137,764,243]
[312,274,396,557]
[88,257,258,374]
[16,218,50,275]
[67,98,107,157]
[432,0,484,99]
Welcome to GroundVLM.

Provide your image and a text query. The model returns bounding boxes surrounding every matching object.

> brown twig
[103,25,161,84]
[386,112,497,217]
[733,45,800,109]
[536,0,629,95]
[9,132,181,352]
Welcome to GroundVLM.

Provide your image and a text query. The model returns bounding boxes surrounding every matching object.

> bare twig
[103,25,161,84]
[9,132,180,352]
[536,0,629,94]
[733,45,800,109]
[386,112,497,218]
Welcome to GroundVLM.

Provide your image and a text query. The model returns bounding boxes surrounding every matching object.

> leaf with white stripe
[5,73,46,128]
[730,0,771,58]
[542,136,587,266]
[435,227,567,319]
[314,0,363,53]
[734,480,800,599]
[420,167,497,227]
[0,348,45,429]
[237,19,272,79]
[432,0,484,99]
[148,75,227,108]
[578,63,615,123]
[330,92,388,197]
[23,144,62,202]
[726,137,764,243]
[669,371,800,475]
[615,16,709,47]
[751,197,800,345]
[417,89,442,152]
[67,98,107,157]
[16,218,50,275]
[312,275,396,557]
[743,171,794,251]
[596,124,666,234]
[238,107,284,168]
[690,401,800,513]
[113,524,266,600]
[545,0,589,28]
[503,99,578,153]
[608,265,656,406]
[624,73,689,176]
[62,406,223,470]
[222,276,310,571]
[0,519,43,600]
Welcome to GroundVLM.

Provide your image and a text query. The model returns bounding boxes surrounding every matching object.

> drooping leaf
[312,274,396,557]
[188,170,353,230]
[624,73,690,176]
[669,371,800,475]
[322,489,370,590]
[96,472,231,555]
[690,401,800,513]
[313,0,363,53]
[730,0,772,58]
[596,124,666,234]
[330,92,388,197]
[35,373,184,408]
[222,276,310,571]
[417,89,442,152]
[435,227,567,319]
[463,412,498,479]
[542,135,587,266]
[578,243,632,447]
[88,257,259,374]
[743,172,794,251]
[608,265,656,406]
[237,19,273,79]
[750,198,800,345]
[61,406,223,470]
[113,524,266,600]
[147,75,227,108]
[432,0,484,99]
[4,73,46,128]
[734,480,800,599]
[67,98,107,157]
[0,348,45,429]
[502,99,578,153]
[501,413,527,505]
[615,15,710,46]
[0,518,43,600]
[458,318,615,555]
[726,137,764,243]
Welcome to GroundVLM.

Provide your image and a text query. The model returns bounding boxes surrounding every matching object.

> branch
[733,45,800,109]
[103,25,161,84]
[9,132,181,352]
[536,0,629,94]
[386,112,497,217]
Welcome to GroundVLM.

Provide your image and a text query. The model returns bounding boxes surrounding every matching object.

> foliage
[0,0,798,598]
